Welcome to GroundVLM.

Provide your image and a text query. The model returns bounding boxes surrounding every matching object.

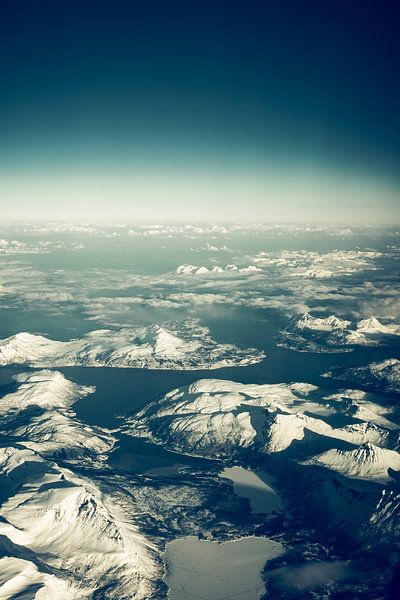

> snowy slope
[302,443,400,483]
[175,264,262,275]
[365,485,400,546]
[0,371,114,462]
[325,358,400,395]
[125,379,400,462]
[279,313,400,353]
[293,313,351,331]
[0,447,158,599]
[0,371,160,599]
[0,555,79,600]
[0,320,264,370]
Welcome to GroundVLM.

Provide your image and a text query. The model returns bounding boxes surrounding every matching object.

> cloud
[1,225,398,332]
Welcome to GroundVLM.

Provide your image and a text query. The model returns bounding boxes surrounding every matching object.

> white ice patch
[219,467,282,514]
[163,535,284,600]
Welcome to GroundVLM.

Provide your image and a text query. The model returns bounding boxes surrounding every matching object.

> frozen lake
[220,467,282,514]
[163,535,284,600]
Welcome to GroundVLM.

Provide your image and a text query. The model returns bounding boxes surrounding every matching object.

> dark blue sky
[1,0,399,221]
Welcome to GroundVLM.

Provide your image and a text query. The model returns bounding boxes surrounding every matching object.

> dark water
[1,227,399,600]
[1,307,399,478]
[1,230,399,478]
[70,346,400,429]
[108,434,216,473]
[64,310,400,476]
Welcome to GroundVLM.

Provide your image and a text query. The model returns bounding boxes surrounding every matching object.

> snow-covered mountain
[121,372,400,586]
[325,358,400,395]
[0,320,264,370]
[1,367,400,597]
[125,379,327,457]
[364,485,400,547]
[175,264,262,275]
[279,312,400,353]
[125,379,400,466]
[321,388,399,431]
[0,447,158,599]
[302,443,400,483]
[357,318,400,335]
[0,370,114,462]
[0,371,160,599]
[293,313,351,331]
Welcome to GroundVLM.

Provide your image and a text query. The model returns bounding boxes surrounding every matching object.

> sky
[1,0,399,223]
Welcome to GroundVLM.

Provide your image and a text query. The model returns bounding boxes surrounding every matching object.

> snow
[0,320,264,370]
[220,467,282,514]
[280,313,400,353]
[163,535,284,600]
[367,487,400,542]
[153,326,200,358]
[294,313,351,331]
[175,263,262,275]
[0,447,158,598]
[302,443,400,483]
[336,422,396,447]
[175,264,198,274]
[263,413,330,452]
[356,318,399,334]
[325,358,400,395]
[0,370,114,461]
[0,372,160,598]
[0,369,93,412]
[0,557,79,600]
[126,378,399,463]
[127,379,329,458]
